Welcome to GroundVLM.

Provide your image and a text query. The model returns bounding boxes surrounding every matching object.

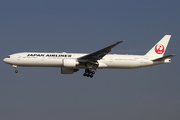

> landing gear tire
[83,69,95,78]
[90,74,93,78]
[87,74,90,77]
[15,70,18,73]
[83,73,86,76]
[91,71,95,74]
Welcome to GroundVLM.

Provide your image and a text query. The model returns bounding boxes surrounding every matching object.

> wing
[78,41,124,62]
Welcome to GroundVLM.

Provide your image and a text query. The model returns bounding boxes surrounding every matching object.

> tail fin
[145,35,171,58]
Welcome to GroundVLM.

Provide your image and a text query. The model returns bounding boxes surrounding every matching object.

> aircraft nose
[3,56,14,65]
[3,58,7,63]
[3,58,10,64]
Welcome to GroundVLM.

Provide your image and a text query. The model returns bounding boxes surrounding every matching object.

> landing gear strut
[83,69,95,78]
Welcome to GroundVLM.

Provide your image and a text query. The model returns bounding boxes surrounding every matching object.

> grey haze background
[1,0,180,120]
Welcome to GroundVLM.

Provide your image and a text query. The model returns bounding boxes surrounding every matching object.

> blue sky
[1,0,180,120]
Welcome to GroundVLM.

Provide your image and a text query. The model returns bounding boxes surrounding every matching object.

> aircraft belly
[17,58,63,67]
[113,61,141,69]
[101,60,153,69]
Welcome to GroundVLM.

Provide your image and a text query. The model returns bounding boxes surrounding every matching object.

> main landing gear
[83,69,95,78]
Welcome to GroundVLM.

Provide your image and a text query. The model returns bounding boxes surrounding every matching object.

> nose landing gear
[83,69,95,78]
[13,65,18,73]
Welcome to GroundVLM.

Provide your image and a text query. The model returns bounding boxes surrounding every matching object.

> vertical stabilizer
[145,35,171,58]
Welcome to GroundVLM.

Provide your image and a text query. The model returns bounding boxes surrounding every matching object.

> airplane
[3,35,175,78]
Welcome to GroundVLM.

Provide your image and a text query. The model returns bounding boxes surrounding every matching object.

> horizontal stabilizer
[153,54,176,61]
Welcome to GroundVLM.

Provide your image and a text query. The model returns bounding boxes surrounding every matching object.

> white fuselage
[3,52,167,69]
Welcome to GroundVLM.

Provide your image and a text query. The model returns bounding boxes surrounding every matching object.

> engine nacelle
[61,68,78,74]
[62,59,79,68]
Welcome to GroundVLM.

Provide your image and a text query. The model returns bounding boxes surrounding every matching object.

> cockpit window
[7,56,10,58]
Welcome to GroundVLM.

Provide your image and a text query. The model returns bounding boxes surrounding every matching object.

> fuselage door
[17,55,21,61]
[109,56,113,62]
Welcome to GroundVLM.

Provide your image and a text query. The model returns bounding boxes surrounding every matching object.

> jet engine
[62,59,79,68]
[61,68,78,74]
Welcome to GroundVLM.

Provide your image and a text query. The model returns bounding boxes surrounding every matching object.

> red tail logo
[155,44,164,54]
